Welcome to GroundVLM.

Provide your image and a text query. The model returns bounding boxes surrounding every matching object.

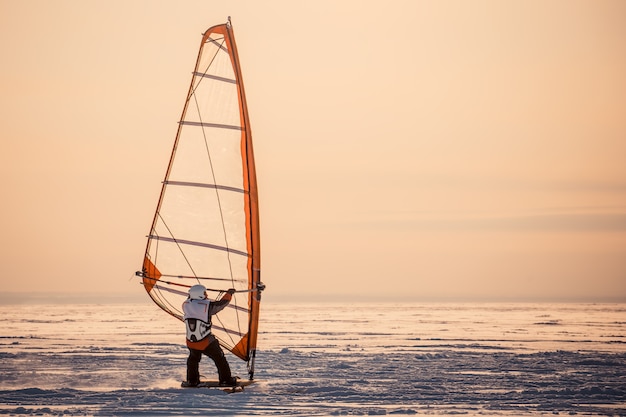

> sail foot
[230,332,250,361]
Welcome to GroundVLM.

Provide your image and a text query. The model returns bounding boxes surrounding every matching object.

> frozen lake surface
[0,302,624,416]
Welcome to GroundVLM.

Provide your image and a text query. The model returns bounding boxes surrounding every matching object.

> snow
[0,302,624,416]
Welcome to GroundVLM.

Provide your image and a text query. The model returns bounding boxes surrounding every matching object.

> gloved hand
[227,288,236,295]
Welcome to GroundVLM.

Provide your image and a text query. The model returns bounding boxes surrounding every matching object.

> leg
[186,348,202,384]
[204,339,233,384]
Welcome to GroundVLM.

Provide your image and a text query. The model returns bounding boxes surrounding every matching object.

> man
[181,284,238,387]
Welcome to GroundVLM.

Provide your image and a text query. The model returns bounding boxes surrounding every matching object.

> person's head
[188,284,207,300]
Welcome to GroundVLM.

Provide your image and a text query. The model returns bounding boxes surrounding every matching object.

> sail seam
[148,235,250,257]
[164,180,246,194]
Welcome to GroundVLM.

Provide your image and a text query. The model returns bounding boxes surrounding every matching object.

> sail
[137,18,263,378]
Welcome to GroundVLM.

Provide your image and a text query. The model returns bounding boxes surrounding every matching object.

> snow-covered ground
[0,302,624,416]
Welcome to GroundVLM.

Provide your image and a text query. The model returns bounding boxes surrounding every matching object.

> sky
[1,0,625,303]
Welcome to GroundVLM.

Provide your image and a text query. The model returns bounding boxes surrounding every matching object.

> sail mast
[225,16,262,376]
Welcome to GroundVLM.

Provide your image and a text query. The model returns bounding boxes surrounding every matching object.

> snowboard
[181,379,255,393]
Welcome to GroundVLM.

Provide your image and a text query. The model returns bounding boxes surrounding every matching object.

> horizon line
[0,292,624,305]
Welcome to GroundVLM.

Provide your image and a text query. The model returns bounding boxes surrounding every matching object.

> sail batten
[179,120,243,130]
[139,18,263,378]
[141,274,246,285]
[206,38,228,51]
[147,235,250,257]
[163,180,246,193]
[193,72,237,84]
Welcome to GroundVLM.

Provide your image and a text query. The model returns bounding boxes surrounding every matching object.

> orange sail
[137,18,263,379]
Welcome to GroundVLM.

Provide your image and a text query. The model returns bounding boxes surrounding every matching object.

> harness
[183,299,212,343]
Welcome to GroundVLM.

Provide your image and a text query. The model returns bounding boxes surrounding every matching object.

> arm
[208,289,235,316]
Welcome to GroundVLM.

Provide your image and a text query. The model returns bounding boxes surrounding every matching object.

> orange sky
[1,0,625,302]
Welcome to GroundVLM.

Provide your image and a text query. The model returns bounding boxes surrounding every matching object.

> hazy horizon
[1,290,624,306]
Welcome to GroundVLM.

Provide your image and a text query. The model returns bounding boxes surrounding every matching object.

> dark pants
[187,339,233,384]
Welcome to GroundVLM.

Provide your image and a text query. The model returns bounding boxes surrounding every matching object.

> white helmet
[188,284,207,300]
